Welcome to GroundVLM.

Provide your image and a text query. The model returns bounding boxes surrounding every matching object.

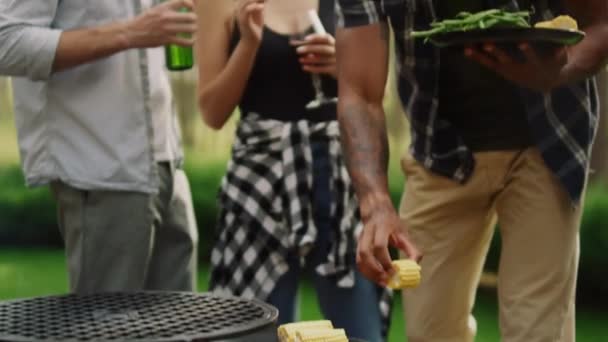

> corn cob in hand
[295,328,348,342]
[278,320,334,342]
[387,259,421,290]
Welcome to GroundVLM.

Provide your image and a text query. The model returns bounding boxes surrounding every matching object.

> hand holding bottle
[126,0,197,49]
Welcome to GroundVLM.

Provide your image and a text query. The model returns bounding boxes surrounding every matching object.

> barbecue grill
[0,292,278,342]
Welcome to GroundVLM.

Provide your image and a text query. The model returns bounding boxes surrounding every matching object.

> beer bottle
[165,7,193,71]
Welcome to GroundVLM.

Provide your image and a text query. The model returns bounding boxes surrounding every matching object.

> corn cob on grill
[278,320,334,342]
[387,259,422,290]
[295,328,348,342]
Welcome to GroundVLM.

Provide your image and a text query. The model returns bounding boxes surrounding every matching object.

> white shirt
[143,0,180,162]
[0,0,184,193]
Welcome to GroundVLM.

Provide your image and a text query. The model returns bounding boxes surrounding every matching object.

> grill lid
[0,292,278,341]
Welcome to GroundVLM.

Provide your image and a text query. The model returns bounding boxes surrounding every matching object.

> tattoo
[338,103,390,215]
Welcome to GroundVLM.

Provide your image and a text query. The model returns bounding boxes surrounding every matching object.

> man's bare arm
[337,23,391,218]
[53,0,196,72]
[336,23,420,285]
[466,0,608,90]
[561,0,608,83]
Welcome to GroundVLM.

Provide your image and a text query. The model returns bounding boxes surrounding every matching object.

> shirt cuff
[24,26,62,81]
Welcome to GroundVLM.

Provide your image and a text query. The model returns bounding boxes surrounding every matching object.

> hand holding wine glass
[289,9,337,110]
[295,32,336,78]
[236,0,266,46]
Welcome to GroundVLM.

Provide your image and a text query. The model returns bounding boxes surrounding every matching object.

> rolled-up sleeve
[0,1,61,81]
[335,0,386,28]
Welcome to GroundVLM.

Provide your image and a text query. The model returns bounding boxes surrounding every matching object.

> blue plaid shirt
[336,0,598,203]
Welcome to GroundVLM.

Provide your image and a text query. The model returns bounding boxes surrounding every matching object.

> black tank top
[230,0,338,122]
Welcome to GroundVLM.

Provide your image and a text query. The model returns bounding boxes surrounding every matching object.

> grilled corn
[535,15,578,31]
[278,320,334,342]
[295,328,348,342]
[387,259,422,290]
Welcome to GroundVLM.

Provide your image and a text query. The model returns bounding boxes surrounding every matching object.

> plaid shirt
[336,0,598,203]
[209,113,393,337]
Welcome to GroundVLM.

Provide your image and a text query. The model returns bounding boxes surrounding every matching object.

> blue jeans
[267,140,384,342]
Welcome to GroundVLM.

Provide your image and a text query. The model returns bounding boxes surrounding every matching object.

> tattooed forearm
[339,102,391,220]
[335,23,392,220]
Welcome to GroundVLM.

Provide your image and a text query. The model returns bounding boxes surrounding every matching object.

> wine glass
[289,9,338,110]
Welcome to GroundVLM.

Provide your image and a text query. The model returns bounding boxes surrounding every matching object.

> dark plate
[429,27,585,48]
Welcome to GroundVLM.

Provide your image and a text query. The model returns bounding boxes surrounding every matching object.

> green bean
[412,9,531,39]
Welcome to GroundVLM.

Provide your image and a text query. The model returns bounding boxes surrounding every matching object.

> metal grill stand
[0,292,278,342]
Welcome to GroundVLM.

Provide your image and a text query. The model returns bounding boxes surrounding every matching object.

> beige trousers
[399,149,583,342]
[51,163,199,294]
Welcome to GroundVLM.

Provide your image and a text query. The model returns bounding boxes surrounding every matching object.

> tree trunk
[590,68,608,184]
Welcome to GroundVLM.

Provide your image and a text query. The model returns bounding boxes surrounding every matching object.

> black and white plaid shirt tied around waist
[209,113,393,335]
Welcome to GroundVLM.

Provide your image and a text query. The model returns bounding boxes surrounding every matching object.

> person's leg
[266,255,301,325]
[308,139,383,342]
[311,267,384,342]
[494,148,582,342]
[145,166,199,291]
[399,153,498,342]
[50,181,154,294]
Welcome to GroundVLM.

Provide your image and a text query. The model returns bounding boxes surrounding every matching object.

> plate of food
[412,9,585,48]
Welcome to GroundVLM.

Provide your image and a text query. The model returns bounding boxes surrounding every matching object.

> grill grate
[0,292,278,341]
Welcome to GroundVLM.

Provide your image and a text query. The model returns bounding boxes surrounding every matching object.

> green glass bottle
[165,7,194,71]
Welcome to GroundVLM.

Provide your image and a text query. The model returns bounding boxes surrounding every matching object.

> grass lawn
[0,248,606,341]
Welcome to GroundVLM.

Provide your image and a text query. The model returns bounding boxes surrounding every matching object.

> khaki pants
[400,149,582,342]
[51,163,199,294]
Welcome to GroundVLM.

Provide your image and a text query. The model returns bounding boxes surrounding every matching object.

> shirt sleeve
[335,0,387,28]
[0,0,62,81]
